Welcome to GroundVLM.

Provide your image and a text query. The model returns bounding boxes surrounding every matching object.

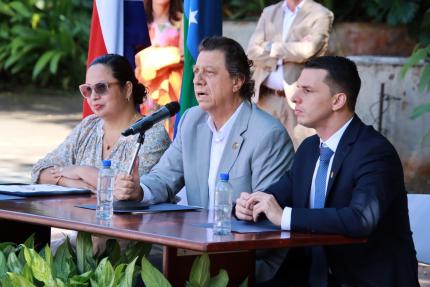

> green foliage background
[226,0,430,119]
[0,0,428,96]
[0,0,91,89]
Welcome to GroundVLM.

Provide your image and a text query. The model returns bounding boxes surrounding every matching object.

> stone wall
[224,21,430,193]
[223,21,416,56]
[351,56,430,193]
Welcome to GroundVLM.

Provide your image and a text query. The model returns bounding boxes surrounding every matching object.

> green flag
[174,0,222,135]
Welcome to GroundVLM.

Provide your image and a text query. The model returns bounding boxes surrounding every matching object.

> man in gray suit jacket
[115,36,295,282]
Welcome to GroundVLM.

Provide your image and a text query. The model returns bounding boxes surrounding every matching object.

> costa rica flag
[83,0,151,118]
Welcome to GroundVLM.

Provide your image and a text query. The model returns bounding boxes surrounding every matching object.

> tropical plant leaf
[97,239,121,266]
[0,277,13,287]
[55,278,66,287]
[22,245,56,286]
[0,0,91,88]
[49,51,63,74]
[32,50,55,79]
[92,257,115,287]
[0,2,15,17]
[121,241,152,265]
[4,51,22,69]
[141,256,172,287]
[53,238,76,282]
[418,62,430,92]
[6,272,35,287]
[400,46,429,78]
[65,236,77,259]
[118,256,137,287]
[0,245,15,258]
[76,232,96,274]
[0,251,7,279]
[208,269,229,287]
[410,103,430,119]
[22,234,35,249]
[68,270,92,285]
[43,245,53,270]
[420,129,430,145]
[21,263,33,283]
[188,253,210,287]
[113,263,126,286]
[0,242,15,254]
[9,1,32,18]
[238,276,248,287]
[7,252,23,274]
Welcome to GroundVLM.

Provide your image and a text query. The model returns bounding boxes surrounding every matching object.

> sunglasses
[79,81,121,99]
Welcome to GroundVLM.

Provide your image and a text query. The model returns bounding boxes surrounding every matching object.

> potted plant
[0,232,245,287]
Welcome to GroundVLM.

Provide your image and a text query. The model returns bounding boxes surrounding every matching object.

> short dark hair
[199,36,254,101]
[304,56,361,111]
[90,54,147,109]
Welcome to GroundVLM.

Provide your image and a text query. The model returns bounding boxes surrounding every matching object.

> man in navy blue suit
[235,56,419,286]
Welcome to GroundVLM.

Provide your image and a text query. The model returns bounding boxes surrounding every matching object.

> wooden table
[0,195,365,286]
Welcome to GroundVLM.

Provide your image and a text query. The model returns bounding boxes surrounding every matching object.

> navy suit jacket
[267,116,419,286]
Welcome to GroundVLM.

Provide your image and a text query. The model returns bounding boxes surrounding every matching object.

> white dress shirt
[207,103,243,210]
[281,117,353,230]
[143,103,244,206]
[263,0,305,90]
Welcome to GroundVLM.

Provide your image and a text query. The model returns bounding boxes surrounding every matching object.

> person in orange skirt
[135,0,183,138]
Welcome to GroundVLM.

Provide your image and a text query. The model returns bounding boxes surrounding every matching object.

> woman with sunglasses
[31,54,171,191]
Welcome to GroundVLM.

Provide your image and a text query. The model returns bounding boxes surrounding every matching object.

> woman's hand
[57,177,96,192]
[51,165,98,187]
[51,165,81,180]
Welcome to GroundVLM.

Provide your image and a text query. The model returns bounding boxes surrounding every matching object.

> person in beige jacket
[248,0,333,149]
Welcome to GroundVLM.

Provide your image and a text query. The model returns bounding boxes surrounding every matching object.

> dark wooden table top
[0,195,365,252]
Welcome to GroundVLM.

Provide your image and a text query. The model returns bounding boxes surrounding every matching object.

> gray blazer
[141,101,294,208]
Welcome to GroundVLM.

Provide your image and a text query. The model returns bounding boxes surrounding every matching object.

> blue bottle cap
[102,160,111,167]
[219,173,229,181]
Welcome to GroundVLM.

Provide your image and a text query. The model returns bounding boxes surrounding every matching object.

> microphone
[122,102,180,136]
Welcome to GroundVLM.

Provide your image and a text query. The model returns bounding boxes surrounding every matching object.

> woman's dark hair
[89,54,147,108]
[199,36,254,101]
[145,0,182,24]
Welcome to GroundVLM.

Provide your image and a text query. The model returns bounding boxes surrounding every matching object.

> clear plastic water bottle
[96,160,114,220]
[213,173,233,235]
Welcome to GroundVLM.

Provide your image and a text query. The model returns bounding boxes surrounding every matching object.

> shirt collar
[207,102,244,142]
[283,0,305,14]
[320,116,354,152]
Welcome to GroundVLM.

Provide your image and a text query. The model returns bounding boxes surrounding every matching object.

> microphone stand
[127,130,145,175]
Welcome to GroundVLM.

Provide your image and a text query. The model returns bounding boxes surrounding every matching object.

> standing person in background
[135,0,184,138]
[248,0,333,149]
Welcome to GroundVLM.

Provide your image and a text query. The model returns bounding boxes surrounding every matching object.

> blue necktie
[314,146,334,208]
[310,146,333,287]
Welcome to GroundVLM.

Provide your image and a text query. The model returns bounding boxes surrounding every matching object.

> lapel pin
[330,171,334,178]
[232,142,239,150]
